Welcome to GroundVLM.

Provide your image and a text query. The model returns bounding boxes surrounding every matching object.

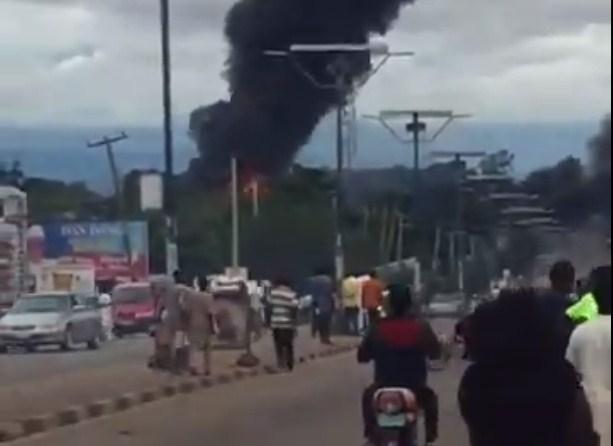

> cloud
[52,44,100,71]
[0,0,610,126]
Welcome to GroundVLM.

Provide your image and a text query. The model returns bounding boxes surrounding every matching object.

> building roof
[0,186,26,200]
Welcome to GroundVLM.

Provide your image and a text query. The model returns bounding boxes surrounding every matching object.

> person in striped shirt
[266,279,300,371]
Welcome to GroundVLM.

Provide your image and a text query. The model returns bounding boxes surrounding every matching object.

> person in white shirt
[567,265,611,446]
[266,279,299,371]
[98,293,113,341]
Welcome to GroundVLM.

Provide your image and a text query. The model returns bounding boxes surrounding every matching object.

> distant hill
[0,118,597,192]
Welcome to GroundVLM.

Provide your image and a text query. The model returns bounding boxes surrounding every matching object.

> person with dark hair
[362,270,385,328]
[266,278,300,371]
[358,284,442,445]
[308,268,336,345]
[550,260,577,295]
[342,273,361,336]
[538,260,577,355]
[173,269,189,286]
[567,266,612,444]
[460,289,599,446]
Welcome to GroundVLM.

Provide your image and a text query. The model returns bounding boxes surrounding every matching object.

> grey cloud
[2,0,610,125]
[51,43,97,64]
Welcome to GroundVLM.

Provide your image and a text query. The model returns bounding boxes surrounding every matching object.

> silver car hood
[1,312,64,327]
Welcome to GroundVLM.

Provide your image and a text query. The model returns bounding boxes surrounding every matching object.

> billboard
[41,221,149,282]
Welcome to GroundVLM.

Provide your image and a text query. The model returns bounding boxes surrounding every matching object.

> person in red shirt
[362,270,385,327]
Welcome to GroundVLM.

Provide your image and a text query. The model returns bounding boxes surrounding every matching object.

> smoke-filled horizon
[189,0,415,180]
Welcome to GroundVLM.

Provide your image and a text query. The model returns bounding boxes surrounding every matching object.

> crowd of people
[147,268,343,376]
[341,270,387,335]
[358,259,611,446]
[146,258,610,446]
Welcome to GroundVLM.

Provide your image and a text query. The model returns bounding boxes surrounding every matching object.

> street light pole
[160,0,176,274]
[231,157,240,269]
[411,112,420,194]
[335,80,346,282]
[263,42,412,285]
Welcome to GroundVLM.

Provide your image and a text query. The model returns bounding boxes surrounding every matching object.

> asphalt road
[0,318,457,388]
[13,352,470,446]
[0,336,151,387]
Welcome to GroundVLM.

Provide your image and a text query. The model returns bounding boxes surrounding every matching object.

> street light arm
[427,116,454,143]
[364,114,411,144]
[426,113,473,142]
[380,117,412,144]
[359,54,390,87]
[289,54,339,90]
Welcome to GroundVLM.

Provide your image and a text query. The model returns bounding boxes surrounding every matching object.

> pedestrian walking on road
[342,274,361,336]
[308,268,336,345]
[362,270,385,329]
[266,279,299,371]
[567,265,611,446]
[460,289,600,446]
[98,293,114,341]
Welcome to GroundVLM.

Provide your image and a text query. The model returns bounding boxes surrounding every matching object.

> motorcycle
[372,388,420,446]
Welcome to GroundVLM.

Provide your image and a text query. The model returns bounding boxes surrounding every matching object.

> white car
[0,293,103,353]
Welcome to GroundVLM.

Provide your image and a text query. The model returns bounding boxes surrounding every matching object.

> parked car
[112,282,156,337]
[0,292,103,353]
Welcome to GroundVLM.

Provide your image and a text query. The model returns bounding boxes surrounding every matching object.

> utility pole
[365,111,471,268]
[407,112,423,193]
[366,110,469,199]
[231,157,240,269]
[87,132,133,275]
[251,180,260,218]
[430,150,485,293]
[160,0,177,274]
[396,213,407,261]
[335,72,346,284]
[263,42,412,299]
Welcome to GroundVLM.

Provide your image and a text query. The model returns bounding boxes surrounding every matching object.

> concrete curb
[0,343,357,443]
[0,424,23,443]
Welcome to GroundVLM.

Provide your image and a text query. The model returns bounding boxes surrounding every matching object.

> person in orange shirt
[362,270,385,328]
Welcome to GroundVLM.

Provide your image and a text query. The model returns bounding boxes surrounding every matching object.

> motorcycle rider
[358,283,442,445]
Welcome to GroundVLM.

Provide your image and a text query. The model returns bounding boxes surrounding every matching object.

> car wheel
[25,345,37,353]
[87,333,101,350]
[60,326,77,351]
[0,345,7,354]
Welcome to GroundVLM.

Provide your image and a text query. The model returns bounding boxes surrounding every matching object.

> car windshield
[10,296,70,314]
[113,287,152,305]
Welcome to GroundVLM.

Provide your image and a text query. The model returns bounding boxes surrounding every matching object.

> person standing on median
[342,273,361,336]
[180,276,216,376]
[362,270,385,329]
[150,276,181,371]
[309,268,336,345]
[266,278,300,371]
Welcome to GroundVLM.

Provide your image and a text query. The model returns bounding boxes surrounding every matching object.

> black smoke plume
[588,115,611,178]
[189,0,415,180]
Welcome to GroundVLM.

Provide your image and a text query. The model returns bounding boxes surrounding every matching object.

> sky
[0,0,611,128]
